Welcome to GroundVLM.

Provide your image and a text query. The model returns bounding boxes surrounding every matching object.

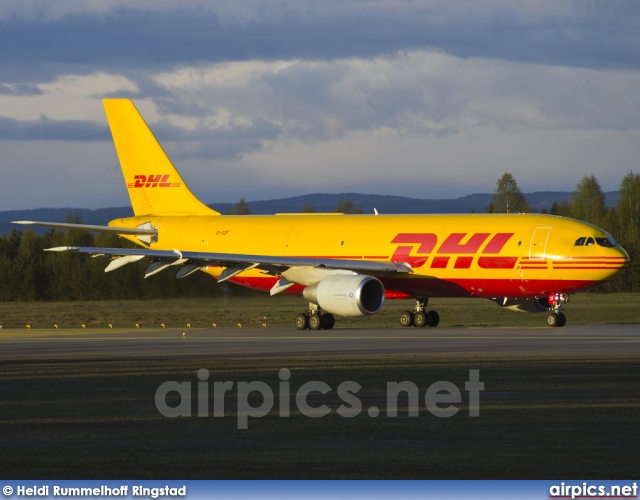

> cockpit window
[575,235,616,248]
[596,237,615,248]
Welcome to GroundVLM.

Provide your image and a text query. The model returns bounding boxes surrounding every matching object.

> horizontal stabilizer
[13,221,157,236]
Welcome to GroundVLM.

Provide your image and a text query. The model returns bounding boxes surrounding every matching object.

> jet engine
[303,275,385,317]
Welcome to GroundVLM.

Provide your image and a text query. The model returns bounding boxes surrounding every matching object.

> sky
[1,0,639,211]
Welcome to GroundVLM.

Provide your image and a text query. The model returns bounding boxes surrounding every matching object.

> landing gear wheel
[309,313,324,330]
[426,310,440,327]
[557,312,566,327]
[295,313,309,330]
[322,313,335,330]
[546,293,570,327]
[413,310,428,328]
[400,310,414,327]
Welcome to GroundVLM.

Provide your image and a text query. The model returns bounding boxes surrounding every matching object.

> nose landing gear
[546,293,569,327]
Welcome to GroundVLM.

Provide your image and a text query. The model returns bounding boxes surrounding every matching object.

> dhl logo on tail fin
[128,174,181,189]
[103,98,219,217]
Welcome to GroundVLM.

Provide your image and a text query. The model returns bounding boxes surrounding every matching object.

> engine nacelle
[492,296,553,313]
[303,275,385,317]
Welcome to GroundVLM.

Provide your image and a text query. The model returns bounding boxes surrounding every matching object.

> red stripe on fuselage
[478,256,519,269]
[226,275,604,299]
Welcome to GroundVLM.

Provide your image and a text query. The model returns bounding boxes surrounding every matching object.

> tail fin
[103,98,219,217]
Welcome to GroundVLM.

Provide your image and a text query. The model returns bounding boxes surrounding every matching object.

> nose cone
[618,244,630,260]
[613,243,631,275]
[598,238,631,282]
[561,220,630,286]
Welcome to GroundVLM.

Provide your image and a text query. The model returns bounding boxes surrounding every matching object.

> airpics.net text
[155,369,485,429]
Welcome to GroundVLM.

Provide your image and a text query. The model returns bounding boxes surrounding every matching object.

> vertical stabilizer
[103,98,219,216]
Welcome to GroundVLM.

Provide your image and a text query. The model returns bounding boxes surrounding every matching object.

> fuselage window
[585,237,595,246]
[574,237,586,246]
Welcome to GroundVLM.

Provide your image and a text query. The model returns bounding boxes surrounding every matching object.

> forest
[1,171,639,302]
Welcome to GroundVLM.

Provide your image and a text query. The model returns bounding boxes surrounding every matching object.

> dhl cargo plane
[15,99,630,328]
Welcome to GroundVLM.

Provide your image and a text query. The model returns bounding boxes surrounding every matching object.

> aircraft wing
[45,245,411,280]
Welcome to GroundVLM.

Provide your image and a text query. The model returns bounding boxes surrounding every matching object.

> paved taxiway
[1,324,638,357]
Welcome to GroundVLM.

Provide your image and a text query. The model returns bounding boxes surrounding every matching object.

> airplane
[14,99,629,329]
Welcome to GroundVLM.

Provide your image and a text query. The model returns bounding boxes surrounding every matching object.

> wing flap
[105,255,146,272]
[176,264,202,279]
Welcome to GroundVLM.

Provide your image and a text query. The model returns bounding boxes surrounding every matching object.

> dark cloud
[1,2,639,85]
[154,118,281,161]
[0,116,109,141]
[0,110,279,159]
[1,2,639,211]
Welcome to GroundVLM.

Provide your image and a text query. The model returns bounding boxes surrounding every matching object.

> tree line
[2,171,639,302]
[0,198,366,302]
[0,223,229,302]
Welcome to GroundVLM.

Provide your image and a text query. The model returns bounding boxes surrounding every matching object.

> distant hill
[217,191,607,215]
[0,191,620,236]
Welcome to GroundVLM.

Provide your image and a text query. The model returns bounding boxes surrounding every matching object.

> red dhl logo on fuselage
[391,232,517,269]
[127,174,181,188]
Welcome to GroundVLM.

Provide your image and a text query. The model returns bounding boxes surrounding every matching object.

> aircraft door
[529,227,551,260]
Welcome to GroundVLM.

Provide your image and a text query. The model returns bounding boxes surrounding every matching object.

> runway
[2,323,639,479]
[1,324,638,357]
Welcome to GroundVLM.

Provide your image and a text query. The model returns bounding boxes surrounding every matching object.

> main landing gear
[295,303,335,331]
[546,293,569,328]
[399,298,439,328]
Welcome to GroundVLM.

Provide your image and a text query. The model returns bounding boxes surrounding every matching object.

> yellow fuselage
[110,212,629,299]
